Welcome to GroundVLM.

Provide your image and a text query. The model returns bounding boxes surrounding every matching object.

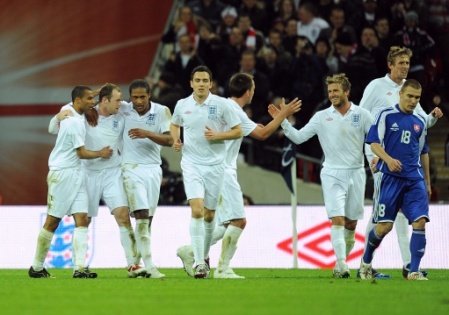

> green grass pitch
[1,269,448,315]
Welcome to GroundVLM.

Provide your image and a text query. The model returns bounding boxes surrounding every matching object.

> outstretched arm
[250,98,302,140]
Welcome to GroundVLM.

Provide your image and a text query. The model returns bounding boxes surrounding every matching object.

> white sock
[184,224,226,259]
[190,218,205,266]
[211,224,226,246]
[119,226,137,267]
[204,220,215,259]
[344,229,355,258]
[218,225,243,271]
[395,212,411,266]
[73,227,88,271]
[330,225,346,271]
[135,219,153,269]
[32,228,54,270]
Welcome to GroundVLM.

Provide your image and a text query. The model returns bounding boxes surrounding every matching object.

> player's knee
[344,219,357,231]
[231,218,246,229]
[113,207,132,226]
[412,218,426,230]
[376,222,393,236]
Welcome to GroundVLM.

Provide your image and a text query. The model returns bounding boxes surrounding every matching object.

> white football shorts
[216,168,245,224]
[320,167,366,220]
[47,168,88,218]
[85,167,128,217]
[181,161,225,210]
[122,163,162,215]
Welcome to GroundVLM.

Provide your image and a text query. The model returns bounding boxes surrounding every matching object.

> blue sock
[410,229,426,272]
[362,228,383,264]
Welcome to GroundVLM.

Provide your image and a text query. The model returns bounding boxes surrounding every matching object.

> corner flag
[281,139,296,193]
[281,138,299,268]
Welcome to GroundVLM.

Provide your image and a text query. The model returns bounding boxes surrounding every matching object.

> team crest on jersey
[112,120,119,131]
[414,124,421,132]
[41,214,94,268]
[351,114,360,127]
[146,113,156,125]
[208,104,217,120]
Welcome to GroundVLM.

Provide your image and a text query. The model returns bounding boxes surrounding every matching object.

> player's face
[106,89,122,115]
[130,88,150,115]
[327,83,348,108]
[190,71,212,99]
[79,90,96,112]
[389,55,410,82]
[399,86,421,114]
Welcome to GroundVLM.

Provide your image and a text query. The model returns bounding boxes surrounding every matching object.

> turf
[1,269,448,315]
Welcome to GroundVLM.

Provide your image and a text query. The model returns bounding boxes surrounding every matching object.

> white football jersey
[121,101,171,165]
[171,93,241,166]
[48,114,85,170]
[281,103,373,169]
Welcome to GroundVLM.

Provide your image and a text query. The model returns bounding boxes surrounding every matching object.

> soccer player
[170,65,242,279]
[359,79,430,280]
[120,79,174,278]
[176,72,301,279]
[29,86,113,278]
[47,84,147,278]
[270,74,374,278]
[359,46,442,278]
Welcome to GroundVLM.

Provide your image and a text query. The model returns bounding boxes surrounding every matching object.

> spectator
[319,5,357,46]
[188,0,226,30]
[237,13,265,52]
[164,34,204,96]
[315,37,339,75]
[374,16,395,52]
[152,72,185,112]
[161,5,205,50]
[217,6,238,43]
[296,2,330,44]
[239,0,269,34]
[283,18,300,56]
[274,0,297,23]
[239,49,271,121]
[393,11,436,88]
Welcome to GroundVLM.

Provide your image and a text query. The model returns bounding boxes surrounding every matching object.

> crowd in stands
[153,0,449,191]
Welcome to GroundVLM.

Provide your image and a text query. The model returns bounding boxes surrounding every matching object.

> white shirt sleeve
[280,114,319,145]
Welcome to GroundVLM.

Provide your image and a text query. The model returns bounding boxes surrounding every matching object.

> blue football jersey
[366,104,428,179]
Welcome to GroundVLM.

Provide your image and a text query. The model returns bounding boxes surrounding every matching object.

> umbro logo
[184,111,192,115]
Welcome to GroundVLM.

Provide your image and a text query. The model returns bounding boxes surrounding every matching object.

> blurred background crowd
[149,0,449,203]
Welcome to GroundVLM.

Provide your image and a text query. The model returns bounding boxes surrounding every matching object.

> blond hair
[387,46,413,65]
[325,73,351,92]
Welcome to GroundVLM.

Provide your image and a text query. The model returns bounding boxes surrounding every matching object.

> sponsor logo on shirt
[326,117,333,121]
[390,122,399,131]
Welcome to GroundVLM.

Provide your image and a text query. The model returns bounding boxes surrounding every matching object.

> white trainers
[332,268,350,279]
[214,268,245,279]
[193,263,210,279]
[359,261,373,280]
[147,266,166,279]
[127,264,147,278]
[407,271,428,281]
[176,245,194,277]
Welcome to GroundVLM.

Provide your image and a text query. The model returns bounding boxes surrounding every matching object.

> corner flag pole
[291,159,298,268]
